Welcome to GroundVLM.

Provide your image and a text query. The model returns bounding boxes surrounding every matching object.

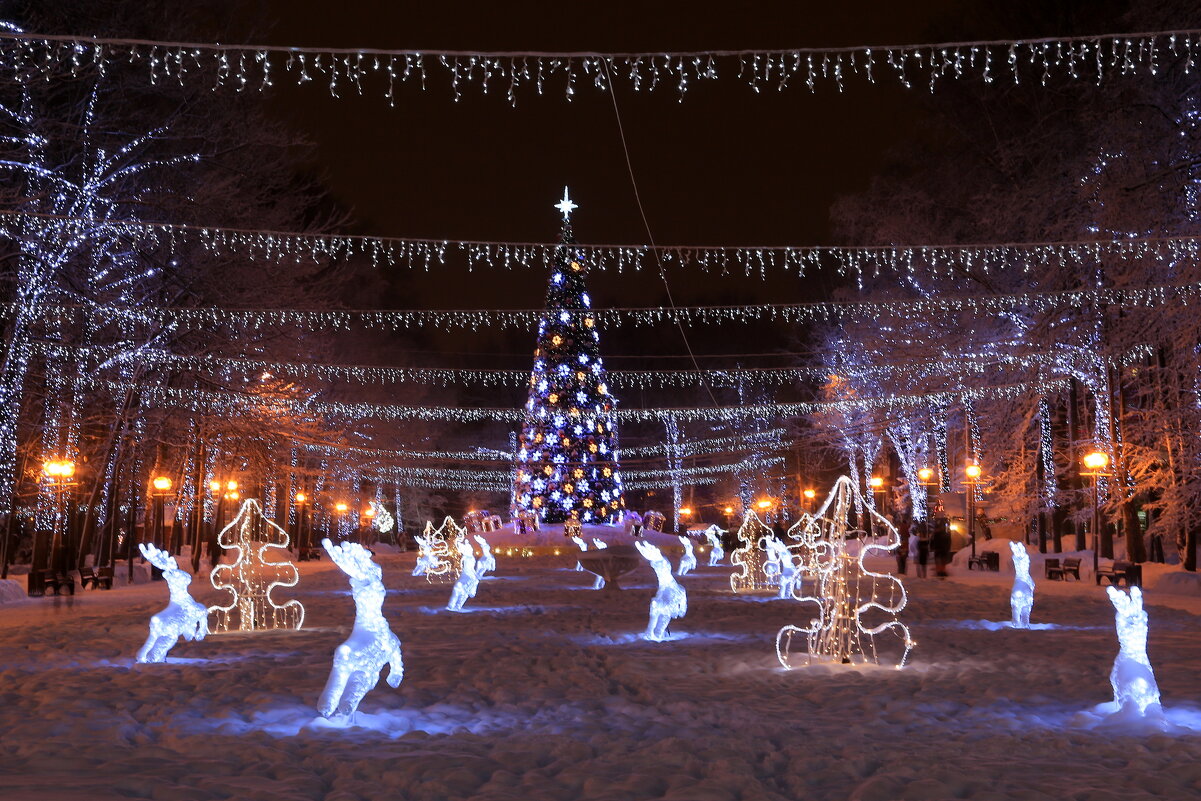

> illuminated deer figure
[1009,541,1034,629]
[704,526,725,566]
[319,539,403,719]
[446,537,479,612]
[590,538,608,589]
[473,535,496,578]
[635,540,687,642]
[571,535,588,571]
[677,536,697,576]
[135,543,208,663]
[765,536,799,599]
[1105,586,1161,717]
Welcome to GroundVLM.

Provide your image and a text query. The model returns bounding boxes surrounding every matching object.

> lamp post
[678,506,692,535]
[802,488,816,513]
[294,492,309,556]
[32,459,76,594]
[869,475,885,538]
[964,463,983,558]
[1082,450,1112,578]
[149,476,173,579]
[335,502,349,541]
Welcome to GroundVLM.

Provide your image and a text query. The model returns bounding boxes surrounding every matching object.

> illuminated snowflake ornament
[635,540,687,642]
[1009,541,1034,629]
[676,535,697,576]
[473,535,496,578]
[729,512,777,593]
[208,499,304,632]
[318,539,403,719]
[775,477,913,669]
[703,525,725,566]
[446,537,480,612]
[135,543,208,663]
[1104,586,1162,718]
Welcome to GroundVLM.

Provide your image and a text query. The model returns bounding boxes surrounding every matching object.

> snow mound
[0,578,26,605]
[1151,570,1201,597]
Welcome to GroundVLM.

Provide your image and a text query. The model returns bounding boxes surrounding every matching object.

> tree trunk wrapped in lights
[513,190,624,525]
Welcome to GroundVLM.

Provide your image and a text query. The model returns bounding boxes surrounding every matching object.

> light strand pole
[1082,450,1112,580]
[965,463,983,559]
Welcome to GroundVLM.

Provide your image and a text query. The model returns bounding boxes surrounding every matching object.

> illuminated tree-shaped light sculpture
[208,499,304,632]
[474,535,496,578]
[446,537,479,612]
[513,188,624,525]
[1009,541,1034,629]
[676,535,697,576]
[414,517,465,585]
[635,540,687,641]
[136,543,208,663]
[319,538,403,719]
[775,477,913,669]
[704,525,726,566]
[1104,586,1161,717]
[729,512,778,593]
[369,501,395,535]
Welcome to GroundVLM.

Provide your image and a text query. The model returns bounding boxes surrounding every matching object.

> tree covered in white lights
[513,190,624,524]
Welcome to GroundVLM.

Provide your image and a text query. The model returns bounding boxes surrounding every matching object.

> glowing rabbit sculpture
[136,543,208,663]
[412,534,438,576]
[571,535,588,571]
[1105,586,1161,717]
[635,540,687,642]
[704,526,725,566]
[446,537,479,612]
[474,535,496,578]
[765,536,799,599]
[1009,541,1034,629]
[590,538,608,589]
[677,535,697,576]
[319,539,403,719]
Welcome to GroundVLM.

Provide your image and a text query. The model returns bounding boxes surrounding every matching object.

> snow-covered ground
[3,548,1201,800]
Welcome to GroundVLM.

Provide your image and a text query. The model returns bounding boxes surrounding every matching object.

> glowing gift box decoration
[775,477,913,669]
[643,510,666,532]
[208,499,304,633]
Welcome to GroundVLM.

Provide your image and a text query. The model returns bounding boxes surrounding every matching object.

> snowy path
[2,556,1201,800]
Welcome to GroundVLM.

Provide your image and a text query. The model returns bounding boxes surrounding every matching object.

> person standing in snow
[915,519,930,578]
[895,515,910,575]
[932,516,951,578]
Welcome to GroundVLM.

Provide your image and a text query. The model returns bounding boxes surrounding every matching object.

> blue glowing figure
[704,526,725,566]
[635,541,687,642]
[1105,586,1161,717]
[446,538,479,612]
[473,535,496,578]
[135,543,208,663]
[319,539,403,719]
[590,538,608,589]
[571,535,588,571]
[676,535,696,576]
[1009,541,1034,629]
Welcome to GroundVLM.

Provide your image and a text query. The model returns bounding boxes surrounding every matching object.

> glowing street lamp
[151,476,172,493]
[757,499,772,511]
[32,459,76,594]
[964,463,985,558]
[802,488,816,513]
[1082,450,1113,576]
[335,502,349,513]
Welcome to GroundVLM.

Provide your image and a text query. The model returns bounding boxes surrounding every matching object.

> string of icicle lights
[1,29,1196,103]
[352,473,719,493]
[40,343,1153,391]
[10,209,1201,278]
[347,456,781,485]
[14,284,1201,340]
[97,376,1066,424]
[295,429,788,462]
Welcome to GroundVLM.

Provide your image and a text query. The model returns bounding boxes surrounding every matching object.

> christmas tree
[513,189,624,524]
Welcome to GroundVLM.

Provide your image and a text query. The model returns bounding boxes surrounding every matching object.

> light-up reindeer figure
[571,535,588,571]
[412,534,437,576]
[765,536,799,599]
[677,535,697,576]
[1009,541,1034,628]
[319,539,403,719]
[704,526,725,566]
[635,540,688,642]
[590,538,608,589]
[1105,586,1161,717]
[474,535,496,578]
[446,537,479,612]
[136,543,208,663]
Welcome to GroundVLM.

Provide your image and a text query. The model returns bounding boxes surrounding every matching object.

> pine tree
[513,190,624,524]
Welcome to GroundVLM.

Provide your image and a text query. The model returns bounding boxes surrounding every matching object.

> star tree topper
[555,186,578,221]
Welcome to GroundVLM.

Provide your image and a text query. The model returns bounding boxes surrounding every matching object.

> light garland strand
[8,209,1201,278]
[1,29,1196,103]
[99,376,1066,424]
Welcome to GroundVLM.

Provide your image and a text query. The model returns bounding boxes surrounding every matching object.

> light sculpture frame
[208,499,304,632]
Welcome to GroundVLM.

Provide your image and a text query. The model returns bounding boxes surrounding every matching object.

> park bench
[79,566,114,590]
[1045,557,1081,581]
[299,546,323,561]
[1096,560,1142,587]
[40,570,75,596]
[967,551,1000,571]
